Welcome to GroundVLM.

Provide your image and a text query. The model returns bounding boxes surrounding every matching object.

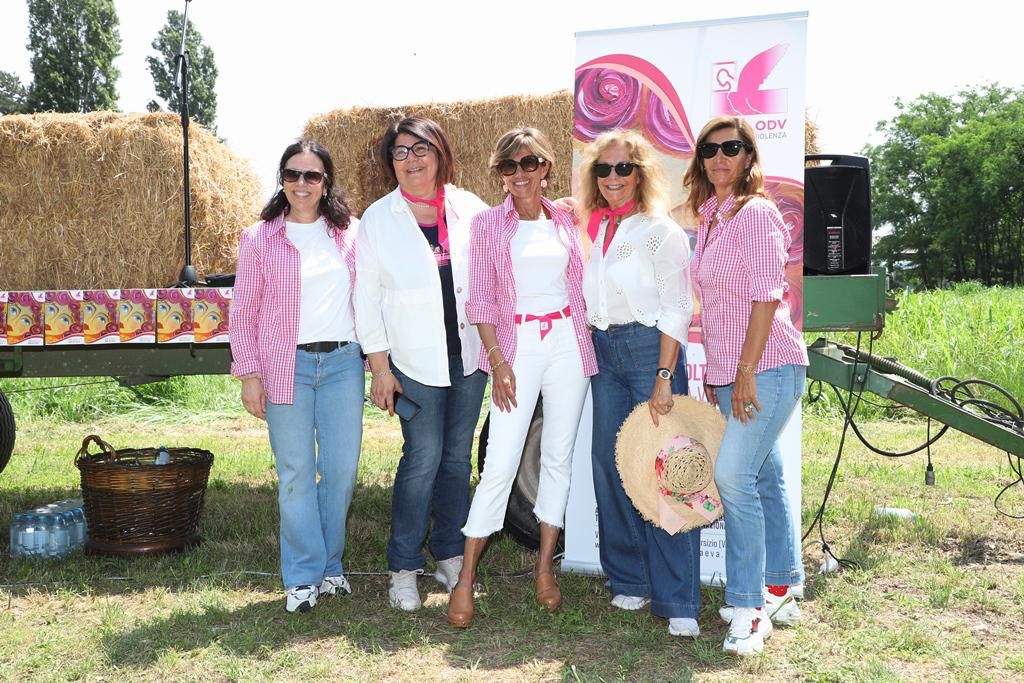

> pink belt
[514,305,571,340]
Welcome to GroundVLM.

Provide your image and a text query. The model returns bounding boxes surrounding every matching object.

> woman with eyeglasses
[445,128,595,628]
[355,117,489,613]
[578,128,701,638]
[230,139,363,614]
[683,116,808,656]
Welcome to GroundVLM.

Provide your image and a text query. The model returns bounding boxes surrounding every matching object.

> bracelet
[372,368,392,380]
[491,359,507,372]
[486,344,502,359]
[736,361,756,376]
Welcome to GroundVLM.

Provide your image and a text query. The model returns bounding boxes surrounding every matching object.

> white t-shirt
[286,217,356,345]
[510,218,570,314]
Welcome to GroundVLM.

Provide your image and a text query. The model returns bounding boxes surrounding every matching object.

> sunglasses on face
[593,161,639,178]
[696,139,751,159]
[391,141,434,161]
[496,155,545,176]
[282,168,326,184]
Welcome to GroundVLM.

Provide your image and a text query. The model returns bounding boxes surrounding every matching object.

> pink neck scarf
[587,199,637,255]
[401,186,448,252]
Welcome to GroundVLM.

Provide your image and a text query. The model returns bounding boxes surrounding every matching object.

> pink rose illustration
[574,67,641,142]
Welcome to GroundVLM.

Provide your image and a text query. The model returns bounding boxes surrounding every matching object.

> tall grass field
[0,284,1022,681]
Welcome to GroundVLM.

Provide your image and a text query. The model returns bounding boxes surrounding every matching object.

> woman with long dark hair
[230,139,363,614]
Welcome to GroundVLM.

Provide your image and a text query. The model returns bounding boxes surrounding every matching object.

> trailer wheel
[476,398,564,552]
[0,391,15,475]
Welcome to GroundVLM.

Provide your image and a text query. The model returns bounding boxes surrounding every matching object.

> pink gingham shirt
[692,194,807,386]
[229,213,359,404]
[466,194,597,376]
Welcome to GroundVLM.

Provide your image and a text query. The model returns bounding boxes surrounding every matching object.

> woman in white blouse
[447,128,596,628]
[579,128,702,638]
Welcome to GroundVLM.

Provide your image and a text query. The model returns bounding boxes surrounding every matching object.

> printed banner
[564,12,808,585]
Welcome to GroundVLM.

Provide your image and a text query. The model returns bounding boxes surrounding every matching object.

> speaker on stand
[803,154,873,276]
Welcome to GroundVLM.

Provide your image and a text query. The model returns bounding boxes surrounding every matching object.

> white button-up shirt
[355,184,487,386]
[581,212,694,345]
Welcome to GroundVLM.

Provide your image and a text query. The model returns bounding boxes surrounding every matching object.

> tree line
[867,84,1024,288]
[0,0,219,132]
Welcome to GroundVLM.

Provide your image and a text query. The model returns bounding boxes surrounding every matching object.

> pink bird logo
[713,44,789,116]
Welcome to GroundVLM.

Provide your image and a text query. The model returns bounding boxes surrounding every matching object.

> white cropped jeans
[462,315,591,538]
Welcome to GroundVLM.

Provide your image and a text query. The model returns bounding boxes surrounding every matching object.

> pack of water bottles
[8,498,89,559]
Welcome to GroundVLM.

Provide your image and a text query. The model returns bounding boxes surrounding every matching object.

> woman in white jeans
[447,128,596,628]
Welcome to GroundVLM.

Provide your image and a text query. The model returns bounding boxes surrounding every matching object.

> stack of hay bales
[305,91,820,216]
[304,92,574,215]
[0,112,261,290]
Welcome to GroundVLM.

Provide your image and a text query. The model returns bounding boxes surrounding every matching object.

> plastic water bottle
[156,445,171,465]
[49,512,70,557]
[63,510,81,547]
[72,503,87,546]
[30,513,48,557]
[9,512,26,558]
[41,513,57,557]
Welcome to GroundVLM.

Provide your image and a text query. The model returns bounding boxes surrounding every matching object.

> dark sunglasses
[593,161,639,178]
[496,155,545,176]
[696,139,751,159]
[282,168,326,184]
[391,141,434,161]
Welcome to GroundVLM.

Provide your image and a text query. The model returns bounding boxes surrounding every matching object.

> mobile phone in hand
[393,392,421,420]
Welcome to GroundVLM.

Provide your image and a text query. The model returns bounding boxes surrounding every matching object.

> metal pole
[175,0,198,286]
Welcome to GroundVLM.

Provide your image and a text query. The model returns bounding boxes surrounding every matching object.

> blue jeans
[388,356,487,571]
[713,363,806,608]
[265,343,365,589]
[591,322,701,619]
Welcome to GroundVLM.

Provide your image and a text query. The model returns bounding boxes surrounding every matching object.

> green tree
[0,71,30,114]
[146,10,219,133]
[25,0,121,112]
[866,85,1024,287]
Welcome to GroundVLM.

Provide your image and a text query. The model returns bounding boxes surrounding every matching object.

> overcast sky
[2,0,1021,198]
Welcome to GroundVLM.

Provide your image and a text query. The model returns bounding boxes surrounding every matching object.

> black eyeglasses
[593,162,639,178]
[696,139,751,159]
[391,141,434,161]
[282,168,326,184]
[496,155,545,176]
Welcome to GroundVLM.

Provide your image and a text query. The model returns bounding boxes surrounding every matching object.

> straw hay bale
[0,112,261,290]
[305,92,819,216]
[305,92,574,215]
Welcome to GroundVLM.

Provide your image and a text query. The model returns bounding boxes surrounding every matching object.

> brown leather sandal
[447,581,474,628]
[535,572,562,612]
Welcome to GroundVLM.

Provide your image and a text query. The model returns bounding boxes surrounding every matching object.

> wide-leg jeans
[590,322,701,619]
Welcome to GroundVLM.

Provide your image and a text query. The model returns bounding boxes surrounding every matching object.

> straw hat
[615,395,727,534]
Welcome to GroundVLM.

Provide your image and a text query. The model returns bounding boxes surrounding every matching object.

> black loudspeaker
[803,154,872,276]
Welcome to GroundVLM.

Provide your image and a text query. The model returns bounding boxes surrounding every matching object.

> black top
[419,224,462,358]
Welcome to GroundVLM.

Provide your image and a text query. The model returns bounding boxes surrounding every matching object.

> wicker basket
[75,435,214,557]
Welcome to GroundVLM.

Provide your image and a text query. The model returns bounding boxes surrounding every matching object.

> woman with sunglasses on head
[683,116,808,656]
[230,139,363,614]
[355,117,489,613]
[446,128,596,628]
[579,128,701,638]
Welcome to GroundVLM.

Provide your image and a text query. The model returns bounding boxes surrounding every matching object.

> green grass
[1,408,1023,681]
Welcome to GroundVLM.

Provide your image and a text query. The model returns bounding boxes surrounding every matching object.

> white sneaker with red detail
[719,587,801,626]
[722,607,774,656]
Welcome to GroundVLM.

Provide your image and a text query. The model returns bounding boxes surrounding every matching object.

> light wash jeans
[590,322,701,619]
[462,316,590,538]
[713,363,806,608]
[265,343,365,589]
[387,356,488,571]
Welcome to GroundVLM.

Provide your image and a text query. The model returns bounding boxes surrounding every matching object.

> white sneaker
[388,569,423,611]
[722,607,773,656]
[611,594,651,610]
[319,575,352,597]
[668,617,700,637]
[719,588,801,626]
[434,555,463,593]
[285,584,318,613]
